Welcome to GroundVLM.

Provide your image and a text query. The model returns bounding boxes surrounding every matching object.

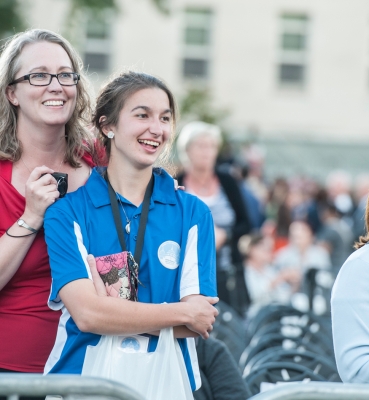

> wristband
[6,228,37,238]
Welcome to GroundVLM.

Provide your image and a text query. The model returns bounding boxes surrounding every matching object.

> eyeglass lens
[29,73,78,86]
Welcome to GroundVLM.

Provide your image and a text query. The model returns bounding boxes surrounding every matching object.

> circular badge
[120,337,140,353]
[158,241,180,269]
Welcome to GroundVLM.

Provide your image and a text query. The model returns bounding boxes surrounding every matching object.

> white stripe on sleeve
[180,225,200,299]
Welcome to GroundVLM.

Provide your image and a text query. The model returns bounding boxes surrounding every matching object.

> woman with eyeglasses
[0,29,96,382]
[43,71,218,395]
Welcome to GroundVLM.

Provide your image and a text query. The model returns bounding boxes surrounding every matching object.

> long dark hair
[92,70,177,170]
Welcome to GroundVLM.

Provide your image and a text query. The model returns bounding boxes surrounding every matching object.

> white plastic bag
[82,328,194,400]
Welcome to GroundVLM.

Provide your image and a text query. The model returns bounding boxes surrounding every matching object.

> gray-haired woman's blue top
[331,243,369,383]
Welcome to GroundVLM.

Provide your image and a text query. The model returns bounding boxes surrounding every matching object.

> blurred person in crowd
[274,220,331,292]
[352,173,369,240]
[326,170,354,223]
[0,28,96,391]
[241,143,269,205]
[331,196,369,383]
[306,186,328,234]
[316,201,354,276]
[285,182,311,222]
[239,233,294,317]
[265,177,290,249]
[231,160,265,231]
[176,121,251,316]
[260,218,281,253]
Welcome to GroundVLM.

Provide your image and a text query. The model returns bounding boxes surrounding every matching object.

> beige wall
[20,0,369,142]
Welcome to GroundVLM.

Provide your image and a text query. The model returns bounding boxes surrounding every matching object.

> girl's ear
[99,116,112,137]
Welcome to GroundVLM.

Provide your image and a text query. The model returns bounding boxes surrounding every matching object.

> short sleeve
[180,210,217,299]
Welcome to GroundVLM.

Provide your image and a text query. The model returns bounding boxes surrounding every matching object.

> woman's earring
[107,131,115,139]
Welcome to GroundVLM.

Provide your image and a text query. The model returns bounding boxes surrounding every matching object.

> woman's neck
[16,124,67,170]
[106,162,153,206]
[185,166,218,197]
[187,166,214,183]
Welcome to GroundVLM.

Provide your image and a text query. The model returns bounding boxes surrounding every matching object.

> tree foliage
[0,0,168,41]
[179,87,229,126]
[70,0,169,15]
[151,0,170,14]
[70,0,118,14]
[0,0,24,39]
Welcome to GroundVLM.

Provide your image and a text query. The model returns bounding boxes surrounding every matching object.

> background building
[6,0,369,180]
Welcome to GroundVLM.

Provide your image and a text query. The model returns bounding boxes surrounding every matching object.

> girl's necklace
[117,195,131,234]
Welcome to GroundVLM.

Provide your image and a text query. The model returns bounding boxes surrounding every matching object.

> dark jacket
[194,337,248,400]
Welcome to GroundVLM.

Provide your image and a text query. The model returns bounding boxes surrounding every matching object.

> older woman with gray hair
[176,121,251,316]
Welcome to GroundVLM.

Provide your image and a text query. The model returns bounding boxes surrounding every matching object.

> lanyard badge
[100,171,153,301]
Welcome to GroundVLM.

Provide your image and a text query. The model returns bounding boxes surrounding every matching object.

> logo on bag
[158,241,180,269]
[120,337,141,353]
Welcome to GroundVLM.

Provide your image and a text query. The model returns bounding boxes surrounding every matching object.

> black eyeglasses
[9,72,80,86]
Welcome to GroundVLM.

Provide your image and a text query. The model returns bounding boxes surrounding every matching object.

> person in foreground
[0,28,95,382]
[43,71,219,392]
[331,197,369,382]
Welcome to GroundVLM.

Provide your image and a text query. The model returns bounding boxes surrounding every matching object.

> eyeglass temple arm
[9,75,28,86]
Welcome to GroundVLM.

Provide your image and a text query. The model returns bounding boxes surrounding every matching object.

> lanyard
[105,171,154,268]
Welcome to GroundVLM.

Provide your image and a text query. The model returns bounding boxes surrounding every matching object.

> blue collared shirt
[43,167,217,390]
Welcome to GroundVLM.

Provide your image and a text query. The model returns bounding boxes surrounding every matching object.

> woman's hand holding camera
[23,166,60,229]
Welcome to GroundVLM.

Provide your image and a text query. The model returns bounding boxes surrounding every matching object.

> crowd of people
[175,129,363,320]
[0,26,368,399]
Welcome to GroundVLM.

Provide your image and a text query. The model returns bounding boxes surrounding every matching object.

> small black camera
[41,172,68,198]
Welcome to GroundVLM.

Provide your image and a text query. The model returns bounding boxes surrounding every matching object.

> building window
[84,53,109,72]
[182,8,213,80]
[83,13,111,73]
[279,64,304,84]
[282,33,306,50]
[278,13,309,87]
[183,58,208,78]
[86,17,110,39]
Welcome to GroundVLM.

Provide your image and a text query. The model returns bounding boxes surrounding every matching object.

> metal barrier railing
[0,374,145,400]
[250,382,369,400]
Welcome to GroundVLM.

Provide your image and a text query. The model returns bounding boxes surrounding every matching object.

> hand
[23,165,60,227]
[182,295,219,339]
[87,254,109,297]
[174,179,185,191]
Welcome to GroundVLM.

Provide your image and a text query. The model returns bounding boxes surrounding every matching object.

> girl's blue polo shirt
[43,167,217,391]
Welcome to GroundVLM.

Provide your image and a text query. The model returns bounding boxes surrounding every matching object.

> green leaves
[180,88,229,125]
[0,0,24,39]
[70,0,118,12]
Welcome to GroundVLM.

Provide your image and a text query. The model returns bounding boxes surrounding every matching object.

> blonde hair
[0,29,94,166]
